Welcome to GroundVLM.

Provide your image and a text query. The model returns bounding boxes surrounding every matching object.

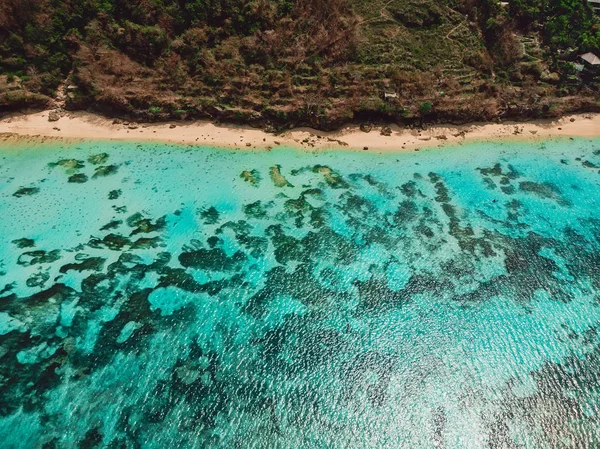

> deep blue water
[1,138,600,448]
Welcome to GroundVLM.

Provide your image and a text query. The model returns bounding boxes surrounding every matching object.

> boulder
[360,123,373,133]
[48,110,60,122]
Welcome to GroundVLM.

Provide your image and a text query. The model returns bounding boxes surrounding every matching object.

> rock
[380,126,392,137]
[570,118,575,122]
[360,123,373,133]
[169,124,176,129]
[48,111,60,122]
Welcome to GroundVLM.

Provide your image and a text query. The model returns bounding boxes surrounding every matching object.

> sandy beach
[1,110,599,151]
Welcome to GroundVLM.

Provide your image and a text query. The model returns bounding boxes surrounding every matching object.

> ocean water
[1,137,600,448]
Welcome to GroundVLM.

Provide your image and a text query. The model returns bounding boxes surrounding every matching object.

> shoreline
[1,110,600,152]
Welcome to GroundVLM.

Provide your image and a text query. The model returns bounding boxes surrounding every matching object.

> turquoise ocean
[1,137,600,448]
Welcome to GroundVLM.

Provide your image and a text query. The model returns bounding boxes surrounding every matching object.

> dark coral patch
[26,271,50,288]
[48,159,85,173]
[312,165,349,188]
[92,164,119,178]
[17,250,61,266]
[127,213,166,235]
[519,181,571,206]
[178,247,247,271]
[244,201,270,219]
[12,238,35,248]
[200,206,220,225]
[269,165,293,187]
[68,173,88,183]
[240,169,261,186]
[100,220,122,231]
[88,153,109,165]
[59,256,106,273]
[108,189,122,200]
[13,187,39,197]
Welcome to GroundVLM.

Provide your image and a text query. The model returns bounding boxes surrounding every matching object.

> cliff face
[1,0,599,128]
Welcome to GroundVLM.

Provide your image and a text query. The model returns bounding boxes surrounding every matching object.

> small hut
[580,52,600,67]
[579,52,600,78]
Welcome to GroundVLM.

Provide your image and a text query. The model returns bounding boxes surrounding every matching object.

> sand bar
[1,110,600,151]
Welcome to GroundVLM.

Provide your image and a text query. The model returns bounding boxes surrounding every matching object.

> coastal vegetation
[0,0,599,128]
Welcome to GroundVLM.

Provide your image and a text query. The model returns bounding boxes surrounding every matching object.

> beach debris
[435,135,448,140]
[326,137,349,146]
[570,118,575,122]
[363,147,369,151]
[112,118,123,125]
[380,126,392,136]
[128,124,138,130]
[530,130,538,135]
[246,142,252,147]
[170,124,177,129]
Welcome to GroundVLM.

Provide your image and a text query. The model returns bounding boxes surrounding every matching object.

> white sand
[1,110,599,151]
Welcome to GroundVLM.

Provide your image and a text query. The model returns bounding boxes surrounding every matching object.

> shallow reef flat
[1,138,600,448]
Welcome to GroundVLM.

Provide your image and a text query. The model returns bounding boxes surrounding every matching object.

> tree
[419,101,432,116]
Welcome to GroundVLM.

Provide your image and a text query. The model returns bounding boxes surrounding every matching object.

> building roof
[580,52,600,65]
